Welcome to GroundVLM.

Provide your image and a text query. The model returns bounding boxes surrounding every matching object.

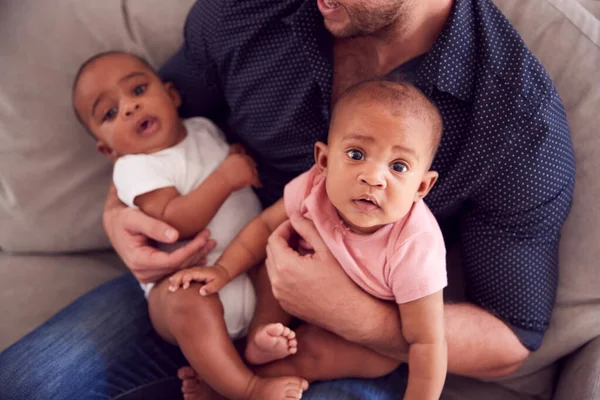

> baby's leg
[257,324,400,382]
[245,264,298,365]
[148,278,308,400]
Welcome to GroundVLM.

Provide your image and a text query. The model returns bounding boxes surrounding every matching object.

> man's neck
[342,0,454,76]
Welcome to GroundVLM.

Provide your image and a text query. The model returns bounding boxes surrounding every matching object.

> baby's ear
[314,141,329,173]
[96,141,119,162]
[165,82,182,108]
[415,170,438,202]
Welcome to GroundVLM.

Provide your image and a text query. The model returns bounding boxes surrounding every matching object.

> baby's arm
[134,149,260,239]
[169,199,288,295]
[399,290,447,400]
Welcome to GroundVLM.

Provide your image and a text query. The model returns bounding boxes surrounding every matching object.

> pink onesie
[284,166,447,303]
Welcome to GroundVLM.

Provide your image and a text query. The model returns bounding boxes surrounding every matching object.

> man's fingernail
[165,228,176,240]
[200,288,207,296]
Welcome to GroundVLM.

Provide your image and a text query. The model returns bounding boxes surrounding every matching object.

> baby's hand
[220,147,261,190]
[168,264,231,296]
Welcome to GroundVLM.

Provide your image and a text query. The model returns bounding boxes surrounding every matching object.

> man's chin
[325,20,351,38]
[325,22,369,39]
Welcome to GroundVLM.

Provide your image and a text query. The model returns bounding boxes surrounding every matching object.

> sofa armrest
[554,335,600,400]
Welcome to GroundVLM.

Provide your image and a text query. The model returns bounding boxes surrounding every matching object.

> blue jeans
[0,273,408,399]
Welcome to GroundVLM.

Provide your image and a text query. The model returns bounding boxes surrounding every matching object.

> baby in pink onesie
[170,79,447,400]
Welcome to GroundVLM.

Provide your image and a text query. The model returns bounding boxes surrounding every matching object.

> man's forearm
[306,283,409,360]
[104,184,121,212]
[309,289,529,378]
[444,303,529,378]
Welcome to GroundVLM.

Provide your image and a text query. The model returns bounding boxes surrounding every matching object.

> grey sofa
[1,0,599,398]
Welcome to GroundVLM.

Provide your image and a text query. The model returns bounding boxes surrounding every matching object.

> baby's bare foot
[248,376,308,400]
[245,323,298,365]
[178,366,224,400]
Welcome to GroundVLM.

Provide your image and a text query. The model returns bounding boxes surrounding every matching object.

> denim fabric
[0,274,186,400]
[0,273,407,400]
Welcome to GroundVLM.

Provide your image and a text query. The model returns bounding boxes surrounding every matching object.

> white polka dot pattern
[160,0,575,350]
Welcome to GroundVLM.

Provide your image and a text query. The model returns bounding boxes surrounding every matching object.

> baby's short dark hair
[332,79,444,158]
[71,51,157,135]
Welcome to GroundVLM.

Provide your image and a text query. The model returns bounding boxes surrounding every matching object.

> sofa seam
[545,0,600,47]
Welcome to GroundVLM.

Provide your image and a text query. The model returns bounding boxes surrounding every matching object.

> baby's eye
[347,149,364,161]
[102,108,117,122]
[391,162,408,173]
[133,84,147,96]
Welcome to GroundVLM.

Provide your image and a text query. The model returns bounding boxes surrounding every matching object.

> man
[0,0,574,398]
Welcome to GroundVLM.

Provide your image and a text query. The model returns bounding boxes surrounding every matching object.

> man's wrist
[339,298,408,361]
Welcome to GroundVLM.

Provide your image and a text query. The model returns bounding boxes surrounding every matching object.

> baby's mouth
[352,196,380,211]
[136,117,158,136]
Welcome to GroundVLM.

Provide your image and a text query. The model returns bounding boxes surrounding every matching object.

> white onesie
[113,117,262,339]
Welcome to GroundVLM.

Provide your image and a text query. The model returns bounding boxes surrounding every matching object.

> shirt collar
[287,0,478,105]
[285,0,333,120]
[415,0,477,102]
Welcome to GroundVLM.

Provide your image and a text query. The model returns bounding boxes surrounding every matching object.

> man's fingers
[229,143,245,155]
[132,237,209,275]
[267,220,301,271]
[289,214,327,254]
[124,209,179,244]
[192,235,216,261]
[270,219,296,244]
[178,237,215,269]
[133,246,180,273]
[178,366,195,379]
[162,231,212,269]
[137,266,176,284]
[130,230,214,283]
[252,175,262,188]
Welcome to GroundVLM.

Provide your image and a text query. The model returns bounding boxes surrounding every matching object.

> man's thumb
[289,214,326,253]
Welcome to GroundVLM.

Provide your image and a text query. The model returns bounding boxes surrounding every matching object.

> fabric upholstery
[0,0,599,397]
[476,0,600,398]
[0,251,126,351]
[0,0,194,252]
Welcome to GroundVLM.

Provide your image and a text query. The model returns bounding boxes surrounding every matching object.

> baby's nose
[359,165,387,188]
[124,103,140,117]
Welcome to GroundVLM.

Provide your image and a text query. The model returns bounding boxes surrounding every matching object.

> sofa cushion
[0,251,127,351]
[474,0,600,398]
[0,0,194,252]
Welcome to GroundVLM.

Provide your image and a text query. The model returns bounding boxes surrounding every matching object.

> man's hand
[103,194,216,283]
[219,144,261,190]
[265,215,359,327]
[168,265,231,296]
[265,214,409,360]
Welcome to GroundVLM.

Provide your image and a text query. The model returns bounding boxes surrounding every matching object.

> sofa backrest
[0,0,599,397]
[0,0,195,252]
[482,0,600,397]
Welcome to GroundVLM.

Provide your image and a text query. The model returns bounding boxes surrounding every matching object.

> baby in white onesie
[113,116,261,338]
[72,52,307,399]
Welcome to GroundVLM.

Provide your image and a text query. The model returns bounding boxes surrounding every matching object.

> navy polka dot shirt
[160,0,575,350]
